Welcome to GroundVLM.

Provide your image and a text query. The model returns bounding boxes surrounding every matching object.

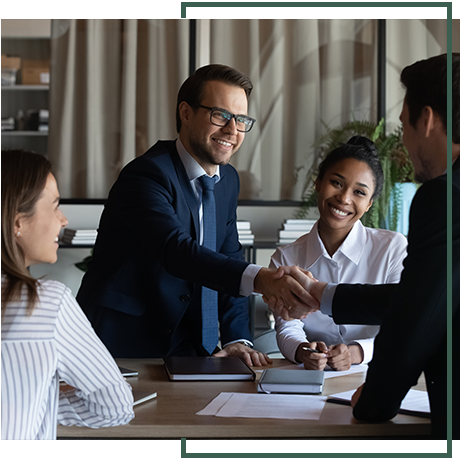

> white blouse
[1,277,134,440]
[270,221,408,364]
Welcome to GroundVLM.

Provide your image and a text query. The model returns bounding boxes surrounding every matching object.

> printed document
[197,392,327,420]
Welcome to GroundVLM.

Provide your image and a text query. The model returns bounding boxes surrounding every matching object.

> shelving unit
[2,84,49,91]
[2,130,49,136]
[1,20,51,155]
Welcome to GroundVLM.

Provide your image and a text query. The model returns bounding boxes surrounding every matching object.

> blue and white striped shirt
[1,276,134,439]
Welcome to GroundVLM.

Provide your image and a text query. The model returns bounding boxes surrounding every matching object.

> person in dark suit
[271,53,460,439]
[77,64,317,365]
[451,53,460,441]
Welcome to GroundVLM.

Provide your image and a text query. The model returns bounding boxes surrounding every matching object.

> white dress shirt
[1,277,134,440]
[270,220,408,364]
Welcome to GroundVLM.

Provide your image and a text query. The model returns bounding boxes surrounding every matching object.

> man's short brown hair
[175,64,253,133]
[400,53,460,144]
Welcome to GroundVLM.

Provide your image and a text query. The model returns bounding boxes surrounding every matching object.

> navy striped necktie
[198,175,218,354]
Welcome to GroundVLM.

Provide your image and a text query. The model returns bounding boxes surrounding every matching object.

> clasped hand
[254,266,325,320]
[295,342,364,371]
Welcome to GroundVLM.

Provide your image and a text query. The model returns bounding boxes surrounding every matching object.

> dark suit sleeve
[77,142,253,355]
[454,178,460,438]
[101,148,249,299]
[333,177,448,422]
[332,283,397,325]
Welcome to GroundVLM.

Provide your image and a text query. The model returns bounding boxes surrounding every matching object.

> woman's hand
[295,341,329,370]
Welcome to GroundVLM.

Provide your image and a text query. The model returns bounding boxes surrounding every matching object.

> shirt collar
[306,220,366,267]
[305,222,325,270]
[338,220,367,265]
[176,138,221,183]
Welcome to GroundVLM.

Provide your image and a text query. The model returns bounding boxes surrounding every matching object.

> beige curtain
[386,19,452,129]
[210,19,378,201]
[209,19,450,201]
[453,19,460,51]
[48,19,452,200]
[49,19,189,198]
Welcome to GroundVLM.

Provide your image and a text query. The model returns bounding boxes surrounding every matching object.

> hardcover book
[258,369,324,394]
[164,356,255,381]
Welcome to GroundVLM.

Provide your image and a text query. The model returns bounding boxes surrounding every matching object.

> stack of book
[60,229,97,246]
[26,109,48,131]
[38,109,49,132]
[237,220,254,245]
[278,219,316,245]
[1,116,15,131]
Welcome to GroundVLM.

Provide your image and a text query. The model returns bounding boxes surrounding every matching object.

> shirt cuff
[281,337,304,363]
[223,339,254,348]
[320,283,337,316]
[348,338,374,364]
[239,264,263,297]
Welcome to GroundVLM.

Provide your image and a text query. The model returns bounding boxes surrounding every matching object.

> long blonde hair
[1,150,52,315]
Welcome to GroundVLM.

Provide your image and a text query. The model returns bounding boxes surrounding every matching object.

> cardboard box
[1,54,21,70]
[22,59,50,85]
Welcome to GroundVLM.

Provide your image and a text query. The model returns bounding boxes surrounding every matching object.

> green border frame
[181,2,452,19]
[181,2,452,458]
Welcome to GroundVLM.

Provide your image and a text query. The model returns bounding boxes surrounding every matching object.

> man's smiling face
[181,80,247,175]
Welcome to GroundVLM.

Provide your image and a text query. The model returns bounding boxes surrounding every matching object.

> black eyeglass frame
[198,105,256,133]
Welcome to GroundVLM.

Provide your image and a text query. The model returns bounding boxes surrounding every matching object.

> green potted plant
[75,249,93,272]
[296,118,417,232]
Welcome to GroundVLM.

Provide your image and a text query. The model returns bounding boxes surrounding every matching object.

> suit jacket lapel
[167,143,200,240]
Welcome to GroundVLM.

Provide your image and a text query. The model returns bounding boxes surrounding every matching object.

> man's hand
[327,344,364,371]
[255,267,322,320]
[351,384,364,408]
[214,342,273,367]
[295,342,329,370]
[257,266,327,320]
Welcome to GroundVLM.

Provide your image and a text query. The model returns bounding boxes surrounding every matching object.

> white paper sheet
[197,392,327,420]
[323,364,368,379]
[196,392,233,416]
[400,390,430,414]
[328,388,430,415]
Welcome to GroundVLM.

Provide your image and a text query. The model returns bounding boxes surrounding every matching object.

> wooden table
[57,358,430,439]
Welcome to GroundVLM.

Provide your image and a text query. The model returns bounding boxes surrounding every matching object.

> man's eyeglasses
[199,105,256,133]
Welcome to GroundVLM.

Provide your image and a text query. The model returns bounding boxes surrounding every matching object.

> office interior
[2,18,459,337]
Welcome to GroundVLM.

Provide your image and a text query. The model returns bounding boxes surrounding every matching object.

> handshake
[253,266,328,320]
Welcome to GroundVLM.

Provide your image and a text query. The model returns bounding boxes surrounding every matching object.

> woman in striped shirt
[1,150,134,440]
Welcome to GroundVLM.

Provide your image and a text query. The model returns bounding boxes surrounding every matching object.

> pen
[302,346,323,354]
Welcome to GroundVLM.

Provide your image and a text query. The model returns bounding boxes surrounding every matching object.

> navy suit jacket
[77,140,251,357]
[331,159,460,439]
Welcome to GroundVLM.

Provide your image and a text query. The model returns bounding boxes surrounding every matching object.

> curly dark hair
[316,136,384,200]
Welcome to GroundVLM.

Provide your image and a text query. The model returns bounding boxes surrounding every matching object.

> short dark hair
[175,64,253,132]
[316,136,384,200]
[400,53,460,144]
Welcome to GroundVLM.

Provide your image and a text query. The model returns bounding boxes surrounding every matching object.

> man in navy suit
[271,53,460,439]
[77,64,316,364]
